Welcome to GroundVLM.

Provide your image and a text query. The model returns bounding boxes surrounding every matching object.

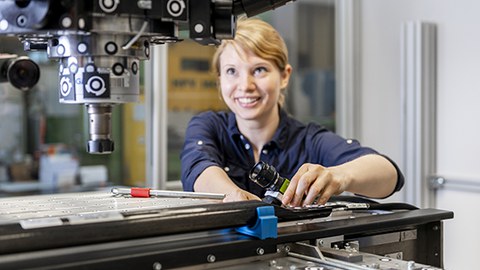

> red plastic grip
[131,187,151,198]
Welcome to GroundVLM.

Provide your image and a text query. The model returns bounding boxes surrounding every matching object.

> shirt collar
[227,108,289,150]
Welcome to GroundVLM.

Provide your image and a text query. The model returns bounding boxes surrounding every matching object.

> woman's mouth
[236,97,260,106]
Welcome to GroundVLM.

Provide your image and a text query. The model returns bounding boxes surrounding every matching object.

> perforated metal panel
[0,190,218,225]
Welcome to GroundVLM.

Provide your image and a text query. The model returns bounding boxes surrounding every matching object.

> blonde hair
[212,17,290,107]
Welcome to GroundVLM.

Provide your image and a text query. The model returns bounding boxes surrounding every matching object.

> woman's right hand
[194,166,261,203]
[223,188,261,202]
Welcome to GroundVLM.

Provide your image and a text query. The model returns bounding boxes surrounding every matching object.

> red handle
[131,187,151,198]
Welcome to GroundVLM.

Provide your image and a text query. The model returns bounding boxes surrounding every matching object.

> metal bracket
[289,242,326,261]
[429,175,480,193]
[429,176,445,190]
[235,206,278,239]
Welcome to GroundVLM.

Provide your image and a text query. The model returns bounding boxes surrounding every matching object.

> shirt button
[197,140,204,145]
[262,149,268,154]
[346,139,353,144]
[224,167,230,172]
[240,135,244,140]
[245,143,251,150]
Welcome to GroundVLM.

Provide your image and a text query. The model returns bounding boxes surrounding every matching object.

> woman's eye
[254,67,267,75]
[225,68,236,75]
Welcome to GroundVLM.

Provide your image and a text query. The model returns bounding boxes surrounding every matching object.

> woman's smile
[235,96,261,107]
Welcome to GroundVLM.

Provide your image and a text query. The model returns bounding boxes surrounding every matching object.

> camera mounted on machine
[0,53,40,91]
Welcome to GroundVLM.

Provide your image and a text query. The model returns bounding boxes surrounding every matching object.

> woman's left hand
[281,163,349,207]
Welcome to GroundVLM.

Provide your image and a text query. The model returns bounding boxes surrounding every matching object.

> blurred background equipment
[0,53,39,91]
[0,0,295,154]
[0,1,336,192]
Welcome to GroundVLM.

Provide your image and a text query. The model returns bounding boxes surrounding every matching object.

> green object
[279,178,290,194]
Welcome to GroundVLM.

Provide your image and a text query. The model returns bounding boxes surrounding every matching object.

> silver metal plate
[0,189,220,226]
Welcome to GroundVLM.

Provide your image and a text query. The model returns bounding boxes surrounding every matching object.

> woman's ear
[280,64,292,89]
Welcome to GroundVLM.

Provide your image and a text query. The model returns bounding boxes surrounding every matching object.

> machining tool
[0,0,295,154]
[111,186,225,200]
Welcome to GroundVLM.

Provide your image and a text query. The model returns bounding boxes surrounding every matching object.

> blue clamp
[236,206,278,239]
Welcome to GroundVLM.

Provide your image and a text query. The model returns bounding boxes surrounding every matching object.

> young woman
[181,18,404,207]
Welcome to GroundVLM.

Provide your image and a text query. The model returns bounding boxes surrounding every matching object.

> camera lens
[6,56,40,91]
[249,161,279,188]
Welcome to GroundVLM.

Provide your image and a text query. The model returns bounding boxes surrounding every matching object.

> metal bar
[288,251,371,270]
[146,45,168,189]
[430,176,480,193]
[336,0,361,139]
[400,21,437,208]
[111,187,225,200]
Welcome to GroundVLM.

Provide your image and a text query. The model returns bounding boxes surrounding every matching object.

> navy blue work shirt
[181,109,404,198]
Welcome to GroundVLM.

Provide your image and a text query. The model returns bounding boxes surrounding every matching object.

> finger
[303,181,323,205]
[282,165,309,205]
[316,174,343,205]
[291,170,317,206]
[302,173,330,205]
[315,183,337,205]
[301,166,331,205]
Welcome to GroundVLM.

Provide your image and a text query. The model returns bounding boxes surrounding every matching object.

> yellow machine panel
[122,96,146,186]
[168,41,227,111]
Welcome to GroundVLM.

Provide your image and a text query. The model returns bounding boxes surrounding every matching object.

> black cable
[328,195,419,210]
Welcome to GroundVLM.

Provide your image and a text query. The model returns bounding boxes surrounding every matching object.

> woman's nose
[237,73,255,91]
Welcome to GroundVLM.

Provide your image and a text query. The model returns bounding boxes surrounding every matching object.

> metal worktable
[0,190,453,269]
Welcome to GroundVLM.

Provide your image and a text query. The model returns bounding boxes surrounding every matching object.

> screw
[17,15,27,27]
[152,262,162,270]
[207,254,216,263]
[194,23,204,33]
[256,248,265,255]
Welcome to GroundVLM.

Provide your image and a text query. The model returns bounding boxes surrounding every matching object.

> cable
[122,21,149,50]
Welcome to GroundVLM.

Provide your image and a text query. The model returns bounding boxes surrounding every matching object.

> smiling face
[218,44,291,124]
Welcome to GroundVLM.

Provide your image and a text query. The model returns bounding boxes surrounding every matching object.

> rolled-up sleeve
[309,127,404,195]
[180,112,223,191]
[311,129,377,166]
